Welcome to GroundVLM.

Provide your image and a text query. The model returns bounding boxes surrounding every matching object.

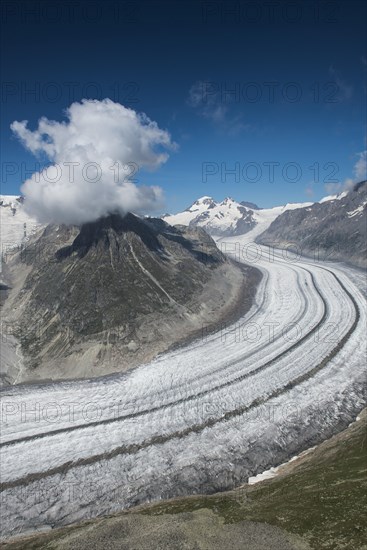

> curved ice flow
[0,266,321,438]
[0,228,366,536]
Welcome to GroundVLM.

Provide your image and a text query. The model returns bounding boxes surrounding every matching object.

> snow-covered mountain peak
[164,196,313,237]
[198,195,215,202]
[188,196,217,211]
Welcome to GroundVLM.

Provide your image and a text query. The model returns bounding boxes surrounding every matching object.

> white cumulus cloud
[11,99,176,225]
[324,150,367,195]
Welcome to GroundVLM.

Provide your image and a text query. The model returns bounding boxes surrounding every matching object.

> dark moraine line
[0,266,316,448]
[0,268,360,491]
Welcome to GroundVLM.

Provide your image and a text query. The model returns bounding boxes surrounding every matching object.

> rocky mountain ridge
[257,180,367,268]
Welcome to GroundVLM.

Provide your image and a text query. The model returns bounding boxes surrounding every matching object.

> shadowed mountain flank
[1,213,258,383]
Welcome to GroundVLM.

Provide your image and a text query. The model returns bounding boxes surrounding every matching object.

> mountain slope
[257,181,367,268]
[163,196,313,237]
[1,213,258,383]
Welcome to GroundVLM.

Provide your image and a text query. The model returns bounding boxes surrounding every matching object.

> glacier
[0,222,366,539]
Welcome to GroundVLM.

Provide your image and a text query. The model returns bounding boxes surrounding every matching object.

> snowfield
[0,196,43,276]
[0,220,366,540]
[0,196,42,250]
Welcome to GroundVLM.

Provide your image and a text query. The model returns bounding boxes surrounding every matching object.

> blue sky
[1,0,366,213]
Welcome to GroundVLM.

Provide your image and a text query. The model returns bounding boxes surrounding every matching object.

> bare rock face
[257,181,367,269]
[2,213,251,382]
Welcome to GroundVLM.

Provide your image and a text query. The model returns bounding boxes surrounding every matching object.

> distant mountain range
[257,180,367,268]
[163,196,313,237]
[2,185,365,265]
[163,184,366,268]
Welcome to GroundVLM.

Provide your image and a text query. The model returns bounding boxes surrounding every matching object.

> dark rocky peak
[53,212,223,266]
[56,212,163,260]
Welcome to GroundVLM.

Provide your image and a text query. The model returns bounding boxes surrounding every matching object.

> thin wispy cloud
[354,150,367,180]
[304,184,315,198]
[187,80,249,135]
[328,66,353,102]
